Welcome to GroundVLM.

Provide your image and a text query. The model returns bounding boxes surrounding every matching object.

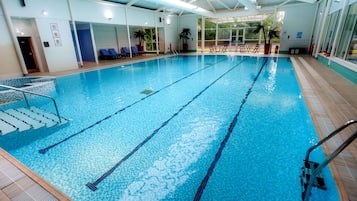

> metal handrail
[0,84,61,123]
[303,119,357,201]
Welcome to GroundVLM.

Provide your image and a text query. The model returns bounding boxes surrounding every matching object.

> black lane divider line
[193,58,269,201]
[86,58,249,191]
[38,57,229,154]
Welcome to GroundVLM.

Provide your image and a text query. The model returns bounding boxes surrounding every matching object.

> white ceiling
[102,0,317,19]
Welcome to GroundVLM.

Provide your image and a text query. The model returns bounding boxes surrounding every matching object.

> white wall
[178,15,198,51]
[164,15,179,53]
[12,18,48,72]
[70,0,126,25]
[94,24,122,53]
[1,0,77,73]
[36,18,77,72]
[0,0,172,76]
[0,12,22,78]
[280,4,318,52]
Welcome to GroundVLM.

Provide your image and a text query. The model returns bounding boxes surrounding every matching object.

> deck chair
[131,46,144,56]
[121,47,130,57]
[99,49,115,60]
[252,44,260,53]
[239,44,246,53]
[108,48,122,59]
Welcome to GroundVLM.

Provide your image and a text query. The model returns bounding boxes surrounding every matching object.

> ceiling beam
[238,0,256,10]
[126,0,140,7]
[144,0,215,17]
[206,0,216,13]
[233,1,240,10]
[215,0,233,11]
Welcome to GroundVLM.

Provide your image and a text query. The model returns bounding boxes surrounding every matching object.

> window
[323,11,340,53]
[336,3,357,62]
[145,28,159,51]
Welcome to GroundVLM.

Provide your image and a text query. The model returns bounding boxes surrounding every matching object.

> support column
[0,0,28,75]
[125,8,132,59]
[155,16,159,56]
[201,16,205,53]
[215,22,218,46]
[67,0,83,67]
[90,24,98,64]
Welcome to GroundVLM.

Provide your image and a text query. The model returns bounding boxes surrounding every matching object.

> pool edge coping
[290,56,352,201]
[0,148,72,200]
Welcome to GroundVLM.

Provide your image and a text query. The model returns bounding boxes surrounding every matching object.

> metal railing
[302,119,357,201]
[0,84,61,123]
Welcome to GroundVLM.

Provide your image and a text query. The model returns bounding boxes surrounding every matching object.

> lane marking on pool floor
[86,58,250,191]
[38,57,230,154]
[193,57,269,201]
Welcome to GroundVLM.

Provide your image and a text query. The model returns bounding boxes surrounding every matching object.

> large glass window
[323,11,340,53]
[232,29,244,44]
[346,19,357,63]
[197,12,283,52]
[245,27,260,44]
[336,3,357,62]
[145,28,159,51]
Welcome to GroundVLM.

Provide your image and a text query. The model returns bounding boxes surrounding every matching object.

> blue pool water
[0,55,339,201]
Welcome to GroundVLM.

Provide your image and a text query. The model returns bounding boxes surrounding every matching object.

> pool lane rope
[193,57,268,201]
[86,58,250,191]
[38,56,228,154]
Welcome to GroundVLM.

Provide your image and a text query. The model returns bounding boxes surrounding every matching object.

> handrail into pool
[0,84,61,123]
[302,119,357,201]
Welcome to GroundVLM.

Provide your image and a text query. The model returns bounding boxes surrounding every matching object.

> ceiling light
[145,0,214,17]
[104,10,113,20]
[42,10,48,16]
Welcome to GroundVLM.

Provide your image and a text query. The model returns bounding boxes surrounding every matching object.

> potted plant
[179,28,191,52]
[134,30,146,51]
[253,24,279,54]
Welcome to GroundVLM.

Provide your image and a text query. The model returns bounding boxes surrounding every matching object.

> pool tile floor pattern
[0,53,356,200]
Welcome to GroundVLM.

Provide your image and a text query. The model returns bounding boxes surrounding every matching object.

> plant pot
[264,44,271,54]
[183,43,189,52]
[137,45,144,51]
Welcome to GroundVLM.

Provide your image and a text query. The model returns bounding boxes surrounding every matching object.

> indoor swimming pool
[0,55,340,201]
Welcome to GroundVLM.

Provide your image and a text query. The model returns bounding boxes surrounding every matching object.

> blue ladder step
[17,108,57,128]
[0,111,31,132]
[0,119,17,135]
[30,107,68,124]
[6,109,45,129]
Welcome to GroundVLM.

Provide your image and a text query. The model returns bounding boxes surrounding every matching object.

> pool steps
[0,107,69,135]
[301,119,357,201]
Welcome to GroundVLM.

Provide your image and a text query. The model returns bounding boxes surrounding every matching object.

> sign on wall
[50,23,62,47]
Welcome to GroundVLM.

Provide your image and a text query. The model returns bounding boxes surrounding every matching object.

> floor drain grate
[140,89,153,95]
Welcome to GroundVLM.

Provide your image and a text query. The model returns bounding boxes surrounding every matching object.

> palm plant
[134,30,146,50]
[253,22,280,54]
[254,25,279,45]
[179,28,191,52]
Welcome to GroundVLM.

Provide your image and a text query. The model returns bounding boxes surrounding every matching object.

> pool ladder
[300,119,357,201]
[0,84,68,135]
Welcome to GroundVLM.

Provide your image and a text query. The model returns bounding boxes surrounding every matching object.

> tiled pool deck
[0,53,356,200]
[0,148,71,200]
